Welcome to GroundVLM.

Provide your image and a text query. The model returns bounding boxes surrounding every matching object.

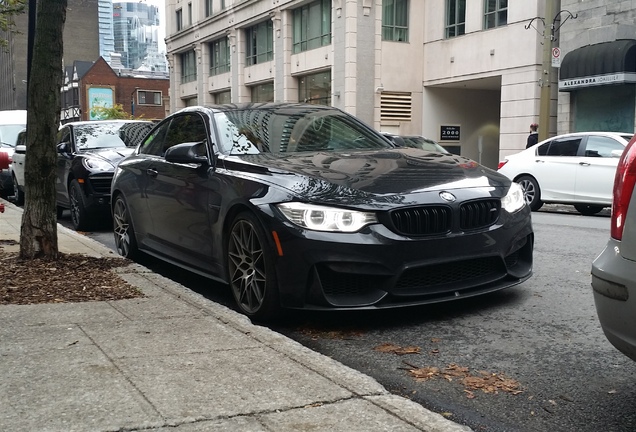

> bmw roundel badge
[440,191,456,202]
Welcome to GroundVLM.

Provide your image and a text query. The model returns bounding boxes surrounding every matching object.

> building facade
[113,0,167,72]
[557,0,636,136]
[163,1,636,168]
[61,57,170,123]
[0,0,100,111]
[98,0,116,63]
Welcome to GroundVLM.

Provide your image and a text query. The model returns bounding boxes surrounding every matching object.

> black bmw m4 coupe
[111,103,533,321]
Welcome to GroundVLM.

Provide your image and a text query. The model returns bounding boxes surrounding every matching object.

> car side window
[582,136,624,158]
[536,141,551,156]
[139,121,170,156]
[162,114,208,156]
[546,138,581,156]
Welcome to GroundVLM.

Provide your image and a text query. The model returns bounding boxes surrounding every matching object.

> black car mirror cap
[164,141,210,165]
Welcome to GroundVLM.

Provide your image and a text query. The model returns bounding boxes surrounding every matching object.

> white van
[0,110,27,199]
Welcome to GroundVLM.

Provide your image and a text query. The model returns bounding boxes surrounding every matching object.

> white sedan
[498,132,634,215]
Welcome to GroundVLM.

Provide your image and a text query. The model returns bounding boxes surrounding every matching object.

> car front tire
[12,174,24,206]
[517,175,543,211]
[227,212,280,322]
[574,204,604,216]
[69,179,91,231]
[113,195,139,260]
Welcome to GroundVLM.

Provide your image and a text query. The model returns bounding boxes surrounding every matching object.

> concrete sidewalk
[0,199,471,432]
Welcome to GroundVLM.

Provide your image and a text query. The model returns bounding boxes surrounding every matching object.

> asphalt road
[60,205,636,432]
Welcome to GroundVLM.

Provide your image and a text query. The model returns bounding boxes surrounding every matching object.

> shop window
[251,82,274,102]
[298,70,331,106]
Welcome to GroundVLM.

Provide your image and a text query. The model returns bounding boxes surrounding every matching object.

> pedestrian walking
[526,123,539,148]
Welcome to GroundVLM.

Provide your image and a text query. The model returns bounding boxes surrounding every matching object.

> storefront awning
[559,39,636,91]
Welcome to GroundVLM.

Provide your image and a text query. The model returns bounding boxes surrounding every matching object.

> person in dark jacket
[526,123,539,148]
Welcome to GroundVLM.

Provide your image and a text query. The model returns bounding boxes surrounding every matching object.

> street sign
[552,47,561,68]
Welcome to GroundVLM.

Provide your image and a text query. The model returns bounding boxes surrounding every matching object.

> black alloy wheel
[69,179,91,231]
[113,195,139,259]
[12,174,24,206]
[227,212,279,321]
[517,175,543,211]
[574,204,605,216]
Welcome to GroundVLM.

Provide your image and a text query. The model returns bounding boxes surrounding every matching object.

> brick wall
[80,58,170,121]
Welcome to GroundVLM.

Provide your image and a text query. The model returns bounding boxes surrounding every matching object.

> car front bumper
[591,238,636,361]
[263,206,534,310]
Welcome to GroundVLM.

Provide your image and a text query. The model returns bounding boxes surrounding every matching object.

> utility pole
[538,0,554,142]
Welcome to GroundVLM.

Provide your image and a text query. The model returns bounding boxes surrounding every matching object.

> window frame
[245,20,274,66]
[298,70,331,106]
[484,0,508,29]
[176,9,183,31]
[180,50,197,84]
[382,0,409,42]
[209,37,231,76]
[138,90,163,106]
[445,0,466,39]
[292,0,332,54]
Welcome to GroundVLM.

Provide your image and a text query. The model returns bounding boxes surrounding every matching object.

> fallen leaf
[608,389,617,394]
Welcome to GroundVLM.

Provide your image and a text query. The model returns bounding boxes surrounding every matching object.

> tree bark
[19,0,67,259]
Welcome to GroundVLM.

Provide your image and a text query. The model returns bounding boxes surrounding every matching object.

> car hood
[82,147,135,166]
[225,148,510,207]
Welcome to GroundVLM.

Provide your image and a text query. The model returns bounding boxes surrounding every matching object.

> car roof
[175,103,336,116]
[63,120,153,127]
[527,131,634,149]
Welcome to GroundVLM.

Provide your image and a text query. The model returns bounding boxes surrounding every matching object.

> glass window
[176,9,182,31]
[215,91,231,104]
[72,122,153,150]
[246,20,273,66]
[542,138,581,156]
[181,50,197,84]
[214,107,392,155]
[251,82,274,102]
[484,0,507,29]
[292,0,331,53]
[163,114,208,154]
[209,37,230,75]
[187,3,192,26]
[298,70,331,105]
[139,121,171,156]
[382,0,409,42]
[205,0,213,17]
[445,0,465,38]
[583,136,625,158]
[138,91,162,105]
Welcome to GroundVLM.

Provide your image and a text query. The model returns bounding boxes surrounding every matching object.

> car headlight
[276,202,378,233]
[82,158,114,171]
[501,182,525,213]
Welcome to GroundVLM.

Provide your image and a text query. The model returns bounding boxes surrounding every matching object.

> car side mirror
[164,141,210,165]
[57,142,71,153]
[15,144,26,154]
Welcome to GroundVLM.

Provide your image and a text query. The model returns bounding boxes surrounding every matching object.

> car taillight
[497,160,508,170]
[611,136,636,240]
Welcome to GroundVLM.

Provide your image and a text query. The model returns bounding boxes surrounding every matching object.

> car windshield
[74,122,153,150]
[214,107,392,155]
[0,124,27,148]
[400,136,449,154]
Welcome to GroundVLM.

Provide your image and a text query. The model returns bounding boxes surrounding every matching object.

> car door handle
[579,162,590,166]
[535,160,545,163]
[146,168,158,177]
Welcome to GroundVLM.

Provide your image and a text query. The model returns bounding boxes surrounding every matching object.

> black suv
[56,120,154,230]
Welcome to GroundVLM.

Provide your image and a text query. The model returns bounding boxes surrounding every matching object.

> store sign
[440,125,460,141]
[559,72,636,90]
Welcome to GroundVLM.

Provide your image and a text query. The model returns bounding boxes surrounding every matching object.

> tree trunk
[19,0,67,259]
